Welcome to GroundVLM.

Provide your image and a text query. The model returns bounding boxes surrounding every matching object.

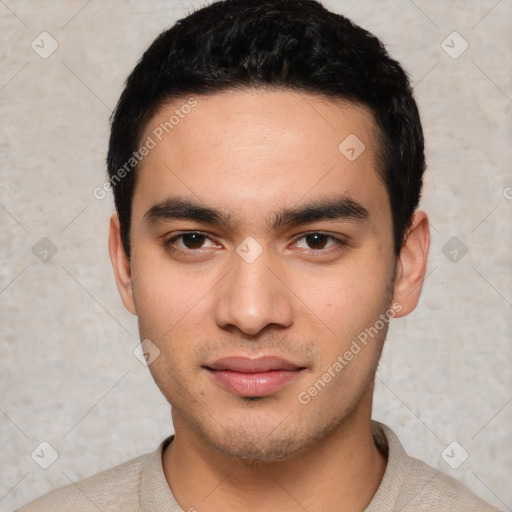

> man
[18,0,500,510]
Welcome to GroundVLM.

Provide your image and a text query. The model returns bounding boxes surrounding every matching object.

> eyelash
[163,231,347,256]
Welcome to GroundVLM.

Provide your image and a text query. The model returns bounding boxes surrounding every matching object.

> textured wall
[1,1,511,511]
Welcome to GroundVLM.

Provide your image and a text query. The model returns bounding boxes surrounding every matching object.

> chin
[209,427,312,465]
[181,403,349,466]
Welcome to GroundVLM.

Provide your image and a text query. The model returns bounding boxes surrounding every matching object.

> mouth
[204,356,306,398]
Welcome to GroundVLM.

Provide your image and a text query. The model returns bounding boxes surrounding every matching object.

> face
[110,89,429,463]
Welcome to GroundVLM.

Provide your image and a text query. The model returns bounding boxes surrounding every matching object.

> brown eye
[296,232,345,254]
[304,233,329,250]
[164,231,217,253]
[181,233,207,249]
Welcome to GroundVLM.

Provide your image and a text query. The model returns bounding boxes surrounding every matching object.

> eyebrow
[144,194,369,230]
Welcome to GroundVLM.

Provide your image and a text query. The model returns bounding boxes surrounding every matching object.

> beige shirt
[17,421,500,512]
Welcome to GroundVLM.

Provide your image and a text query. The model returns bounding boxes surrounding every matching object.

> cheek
[297,271,390,409]
[131,247,209,327]
[296,260,389,344]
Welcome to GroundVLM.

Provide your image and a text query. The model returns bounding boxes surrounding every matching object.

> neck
[162,389,386,512]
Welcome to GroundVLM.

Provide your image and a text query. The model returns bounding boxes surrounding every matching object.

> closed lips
[205,356,304,373]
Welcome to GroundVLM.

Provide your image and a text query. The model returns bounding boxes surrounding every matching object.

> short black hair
[107,0,425,259]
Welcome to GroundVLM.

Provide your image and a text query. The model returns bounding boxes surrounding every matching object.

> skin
[109,89,430,512]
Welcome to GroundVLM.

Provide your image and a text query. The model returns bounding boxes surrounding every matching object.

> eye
[163,231,346,256]
[293,232,345,252]
[164,231,218,252]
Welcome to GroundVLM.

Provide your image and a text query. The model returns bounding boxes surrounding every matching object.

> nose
[214,245,294,336]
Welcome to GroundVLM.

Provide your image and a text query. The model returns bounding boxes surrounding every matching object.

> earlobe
[108,213,137,315]
[392,210,430,318]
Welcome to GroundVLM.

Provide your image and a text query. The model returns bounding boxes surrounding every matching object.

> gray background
[1,0,511,510]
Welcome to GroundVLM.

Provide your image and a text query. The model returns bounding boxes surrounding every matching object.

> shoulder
[15,451,150,512]
[399,452,501,511]
[368,421,502,512]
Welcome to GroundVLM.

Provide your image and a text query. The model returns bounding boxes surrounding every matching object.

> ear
[108,213,136,315]
[393,210,430,317]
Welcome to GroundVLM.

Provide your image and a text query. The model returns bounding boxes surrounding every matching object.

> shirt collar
[141,435,183,512]
[364,420,406,511]
[139,420,403,512]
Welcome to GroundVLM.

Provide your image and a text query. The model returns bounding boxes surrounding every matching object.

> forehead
[134,89,388,227]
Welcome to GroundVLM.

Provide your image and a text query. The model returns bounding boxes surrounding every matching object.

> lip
[205,356,305,397]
